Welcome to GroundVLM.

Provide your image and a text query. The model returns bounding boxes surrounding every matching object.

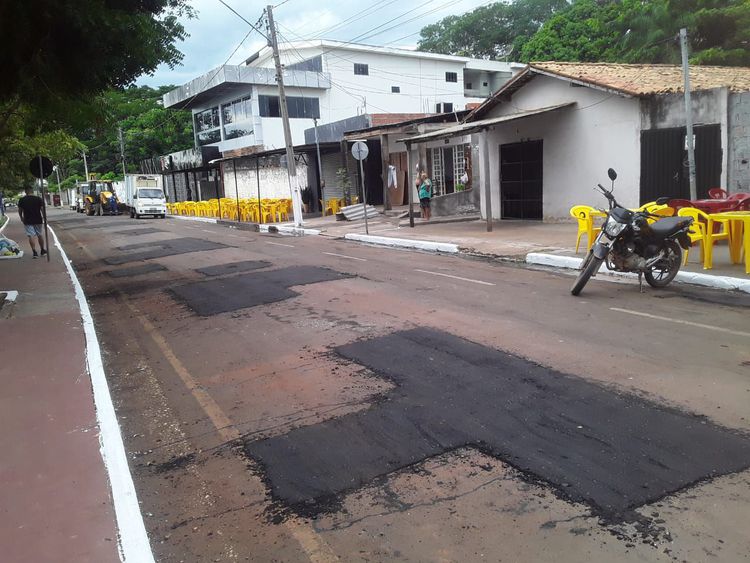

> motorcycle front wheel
[571,254,603,296]
[645,240,682,288]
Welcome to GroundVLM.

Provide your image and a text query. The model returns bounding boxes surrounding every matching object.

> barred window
[354,63,369,76]
[445,71,458,83]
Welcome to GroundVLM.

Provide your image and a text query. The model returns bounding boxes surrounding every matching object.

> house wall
[482,75,641,220]
[640,88,729,188]
[220,157,309,202]
[729,91,750,192]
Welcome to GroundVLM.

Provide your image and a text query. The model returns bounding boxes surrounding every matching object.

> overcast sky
[138,0,492,87]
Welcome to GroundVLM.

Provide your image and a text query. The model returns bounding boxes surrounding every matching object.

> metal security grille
[453,145,466,186]
[431,149,445,195]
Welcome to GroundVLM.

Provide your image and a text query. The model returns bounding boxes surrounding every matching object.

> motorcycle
[571,168,694,296]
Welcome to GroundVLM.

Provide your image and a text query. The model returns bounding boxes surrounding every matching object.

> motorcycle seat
[649,216,691,238]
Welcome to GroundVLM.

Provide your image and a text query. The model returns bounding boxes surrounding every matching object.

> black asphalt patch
[107,263,167,278]
[111,227,166,236]
[105,237,229,265]
[195,260,272,277]
[245,327,750,519]
[171,266,351,316]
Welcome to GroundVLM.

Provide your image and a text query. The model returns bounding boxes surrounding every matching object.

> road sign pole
[39,155,50,262]
[358,157,369,235]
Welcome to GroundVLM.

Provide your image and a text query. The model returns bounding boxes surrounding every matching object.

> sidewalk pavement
[298,210,750,290]
[0,216,122,562]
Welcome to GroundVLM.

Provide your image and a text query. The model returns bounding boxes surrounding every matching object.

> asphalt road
[51,211,750,563]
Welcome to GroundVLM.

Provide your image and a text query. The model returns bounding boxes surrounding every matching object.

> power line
[216,0,269,40]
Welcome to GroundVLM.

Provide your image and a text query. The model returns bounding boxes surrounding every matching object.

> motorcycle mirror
[607,168,617,181]
[655,196,670,205]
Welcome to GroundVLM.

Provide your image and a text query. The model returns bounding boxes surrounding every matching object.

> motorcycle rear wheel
[571,254,603,296]
[645,241,682,288]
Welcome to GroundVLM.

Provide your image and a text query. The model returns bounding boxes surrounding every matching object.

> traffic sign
[29,155,54,179]
[351,141,369,161]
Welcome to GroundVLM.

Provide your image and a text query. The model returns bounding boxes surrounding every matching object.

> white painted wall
[481,76,641,220]
[221,159,309,201]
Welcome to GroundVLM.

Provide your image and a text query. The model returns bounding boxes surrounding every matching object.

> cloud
[139,0,491,87]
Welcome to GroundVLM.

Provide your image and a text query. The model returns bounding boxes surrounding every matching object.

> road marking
[201,229,214,234]
[610,307,750,338]
[266,241,295,248]
[323,252,367,261]
[415,269,495,286]
[50,227,155,563]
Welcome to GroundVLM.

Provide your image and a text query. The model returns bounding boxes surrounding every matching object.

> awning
[208,141,341,164]
[398,102,576,144]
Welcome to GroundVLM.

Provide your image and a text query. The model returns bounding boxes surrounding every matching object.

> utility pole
[54,165,62,206]
[118,127,128,180]
[680,28,697,200]
[82,150,90,180]
[313,118,324,213]
[267,4,303,226]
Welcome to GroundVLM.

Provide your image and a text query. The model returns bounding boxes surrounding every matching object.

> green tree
[520,0,623,62]
[418,0,570,59]
[520,0,750,65]
[75,85,194,179]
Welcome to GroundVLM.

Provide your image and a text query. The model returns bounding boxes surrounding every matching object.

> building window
[435,103,454,113]
[194,106,221,146]
[258,95,320,119]
[287,55,323,73]
[483,81,488,87]
[222,96,253,140]
[354,63,369,76]
[445,71,458,83]
[391,86,400,93]
[466,82,473,90]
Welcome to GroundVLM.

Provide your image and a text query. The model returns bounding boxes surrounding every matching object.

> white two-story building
[163,40,522,153]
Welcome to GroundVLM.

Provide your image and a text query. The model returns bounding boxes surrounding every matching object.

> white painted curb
[0,213,9,234]
[49,226,155,563]
[345,233,459,254]
[259,224,321,236]
[168,214,217,224]
[526,252,750,294]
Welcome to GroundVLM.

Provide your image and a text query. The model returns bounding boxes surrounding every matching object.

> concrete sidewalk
[0,216,127,562]
[299,211,750,290]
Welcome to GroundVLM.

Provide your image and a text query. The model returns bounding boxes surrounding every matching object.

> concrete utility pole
[82,150,90,180]
[118,127,128,180]
[680,28,697,200]
[313,118,324,213]
[267,4,303,226]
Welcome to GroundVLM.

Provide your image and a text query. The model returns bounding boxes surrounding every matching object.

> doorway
[500,140,543,220]
[640,124,722,202]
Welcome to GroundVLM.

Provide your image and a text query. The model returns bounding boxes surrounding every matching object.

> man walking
[17,186,47,258]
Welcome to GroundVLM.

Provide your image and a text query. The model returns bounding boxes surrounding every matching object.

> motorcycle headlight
[604,220,627,237]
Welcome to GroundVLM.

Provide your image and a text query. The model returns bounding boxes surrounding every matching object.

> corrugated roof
[531,62,750,96]
[399,103,575,144]
[466,62,750,121]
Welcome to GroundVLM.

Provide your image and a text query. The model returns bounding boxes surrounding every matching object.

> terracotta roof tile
[530,62,750,95]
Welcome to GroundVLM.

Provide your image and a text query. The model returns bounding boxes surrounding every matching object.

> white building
[163,40,522,153]
[404,62,750,220]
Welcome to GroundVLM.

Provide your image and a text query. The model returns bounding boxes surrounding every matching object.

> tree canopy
[520,0,750,65]
[417,0,570,60]
[70,85,194,181]
[0,0,193,192]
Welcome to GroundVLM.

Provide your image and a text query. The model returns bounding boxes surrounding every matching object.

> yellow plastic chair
[638,201,674,223]
[569,205,602,253]
[677,207,730,265]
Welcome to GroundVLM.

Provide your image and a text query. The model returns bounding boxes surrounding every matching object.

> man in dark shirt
[17,186,47,258]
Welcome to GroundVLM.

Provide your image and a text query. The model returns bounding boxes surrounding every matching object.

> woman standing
[416,171,433,221]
